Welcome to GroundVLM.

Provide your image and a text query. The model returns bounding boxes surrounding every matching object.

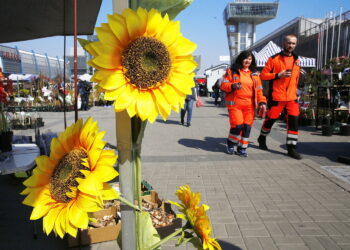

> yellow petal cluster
[171,185,221,250]
[21,117,119,238]
[86,8,197,122]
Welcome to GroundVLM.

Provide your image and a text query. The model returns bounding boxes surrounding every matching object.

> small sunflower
[21,117,119,238]
[85,8,197,122]
[170,185,221,250]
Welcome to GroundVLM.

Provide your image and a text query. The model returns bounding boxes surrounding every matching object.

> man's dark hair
[232,50,257,72]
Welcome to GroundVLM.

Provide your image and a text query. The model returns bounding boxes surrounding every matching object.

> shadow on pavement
[178,137,227,152]
[156,119,181,125]
[291,142,350,162]
[249,144,287,156]
[0,175,65,250]
[217,239,242,250]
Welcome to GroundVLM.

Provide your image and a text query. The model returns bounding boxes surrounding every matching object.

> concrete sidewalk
[1,97,350,250]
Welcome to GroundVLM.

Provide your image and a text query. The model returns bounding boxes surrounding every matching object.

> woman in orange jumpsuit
[221,51,267,157]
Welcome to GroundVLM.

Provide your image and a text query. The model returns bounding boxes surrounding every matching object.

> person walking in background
[180,83,198,127]
[78,80,92,111]
[221,50,266,157]
[212,78,222,106]
[257,34,302,160]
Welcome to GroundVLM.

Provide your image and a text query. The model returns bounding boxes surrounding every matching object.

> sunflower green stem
[146,227,183,250]
[118,196,141,211]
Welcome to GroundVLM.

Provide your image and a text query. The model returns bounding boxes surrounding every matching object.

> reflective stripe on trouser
[227,125,243,148]
[286,115,299,145]
[238,124,251,149]
[260,101,299,140]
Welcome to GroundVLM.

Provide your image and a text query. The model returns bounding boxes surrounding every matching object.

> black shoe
[186,123,191,127]
[287,146,302,160]
[258,135,268,150]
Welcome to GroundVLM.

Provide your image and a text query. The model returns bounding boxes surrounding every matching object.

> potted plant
[0,104,13,152]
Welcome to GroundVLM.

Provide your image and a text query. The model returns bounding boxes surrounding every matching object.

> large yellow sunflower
[85,8,197,122]
[21,117,119,238]
[170,185,221,250]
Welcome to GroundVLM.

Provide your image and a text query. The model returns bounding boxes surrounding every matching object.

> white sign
[219,56,230,62]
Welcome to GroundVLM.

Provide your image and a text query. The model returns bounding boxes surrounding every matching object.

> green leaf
[140,211,161,249]
[176,230,194,246]
[137,0,194,19]
[188,236,204,249]
[78,38,93,52]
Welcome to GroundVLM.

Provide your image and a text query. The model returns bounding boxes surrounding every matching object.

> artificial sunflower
[21,117,119,238]
[85,7,197,122]
[170,185,221,250]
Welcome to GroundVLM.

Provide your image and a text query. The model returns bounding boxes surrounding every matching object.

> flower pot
[0,131,13,152]
[340,125,350,136]
[322,118,331,126]
[307,118,316,126]
[322,125,333,136]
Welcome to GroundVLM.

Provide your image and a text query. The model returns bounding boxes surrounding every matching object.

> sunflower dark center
[50,148,88,203]
[122,37,171,89]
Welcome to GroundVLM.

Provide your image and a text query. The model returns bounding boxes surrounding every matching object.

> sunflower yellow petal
[23,172,50,188]
[95,24,121,48]
[78,174,103,196]
[98,70,127,90]
[93,162,118,182]
[90,131,107,151]
[66,221,78,238]
[55,207,66,238]
[88,149,102,170]
[122,8,144,39]
[91,54,121,70]
[168,73,194,95]
[93,69,115,81]
[50,137,66,161]
[136,7,148,31]
[151,89,171,120]
[43,205,62,235]
[69,202,89,229]
[146,9,168,37]
[84,43,98,57]
[107,13,130,46]
[35,155,56,175]
[30,203,52,220]
[104,84,127,101]
[102,183,119,200]
[76,193,103,212]
[157,20,181,47]
[89,41,120,56]
[169,36,197,56]
[172,58,197,74]
[113,84,139,112]
[136,91,154,121]
[126,100,137,118]
[159,84,180,112]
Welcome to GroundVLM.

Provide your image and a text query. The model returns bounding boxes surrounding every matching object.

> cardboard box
[156,202,182,239]
[67,206,121,247]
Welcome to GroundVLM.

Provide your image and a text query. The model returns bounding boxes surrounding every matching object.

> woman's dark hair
[232,50,256,72]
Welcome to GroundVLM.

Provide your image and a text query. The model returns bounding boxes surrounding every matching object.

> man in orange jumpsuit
[221,51,266,157]
[257,34,302,159]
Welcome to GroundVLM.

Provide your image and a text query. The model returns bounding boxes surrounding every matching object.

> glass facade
[0,45,21,73]
[230,3,278,17]
[18,50,68,79]
[224,1,279,61]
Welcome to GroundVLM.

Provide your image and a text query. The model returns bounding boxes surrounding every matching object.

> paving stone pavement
[1,97,350,250]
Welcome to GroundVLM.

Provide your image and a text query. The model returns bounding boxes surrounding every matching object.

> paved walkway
[1,97,350,250]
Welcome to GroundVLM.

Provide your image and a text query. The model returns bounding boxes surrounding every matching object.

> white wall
[205,66,228,93]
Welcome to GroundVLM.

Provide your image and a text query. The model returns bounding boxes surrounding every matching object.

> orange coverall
[221,68,266,150]
[259,52,301,147]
